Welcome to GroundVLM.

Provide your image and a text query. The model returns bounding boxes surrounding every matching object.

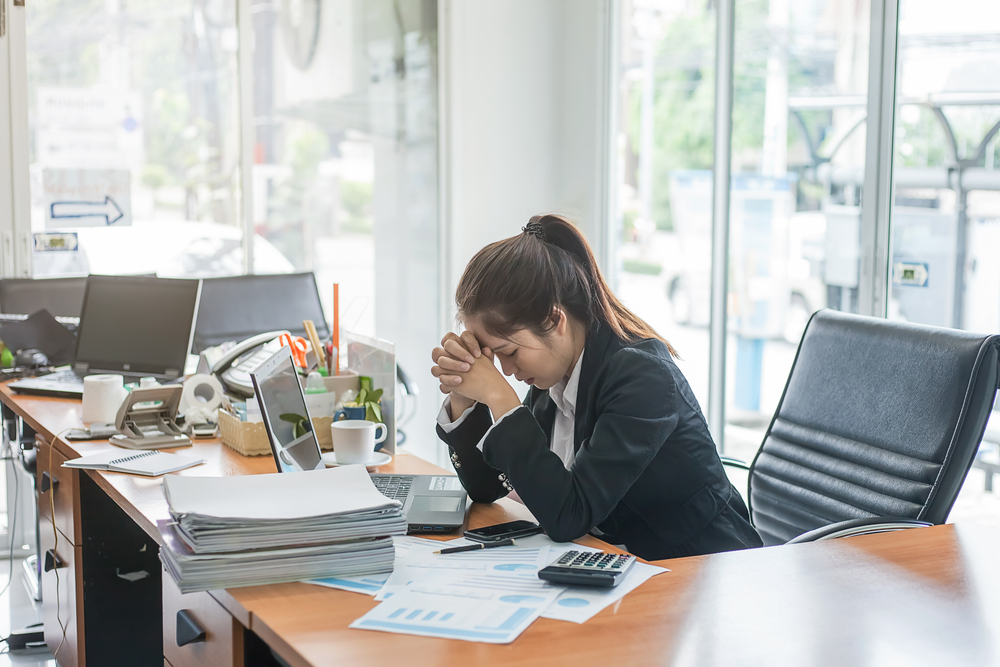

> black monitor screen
[74,275,200,377]
[194,273,328,353]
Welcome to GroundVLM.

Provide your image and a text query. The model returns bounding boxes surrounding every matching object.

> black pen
[434,538,516,554]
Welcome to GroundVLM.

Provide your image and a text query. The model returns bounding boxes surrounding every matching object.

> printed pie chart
[557,598,590,608]
[493,563,536,572]
[499,595,547,604]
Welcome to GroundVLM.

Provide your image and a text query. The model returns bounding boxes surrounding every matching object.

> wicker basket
[219,410,336,456]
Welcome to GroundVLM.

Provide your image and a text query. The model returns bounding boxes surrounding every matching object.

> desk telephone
[211,330,290,398]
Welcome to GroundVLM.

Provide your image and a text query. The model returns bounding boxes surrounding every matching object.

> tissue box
[219,410,335,456]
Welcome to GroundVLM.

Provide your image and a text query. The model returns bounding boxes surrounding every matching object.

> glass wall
[888,0,1000,333]
[722,0,871,458]
[22,0,441,460]
[25,0,259,278]
[248,0,440,458]
[613,0,716,410]
[616,0,872,460]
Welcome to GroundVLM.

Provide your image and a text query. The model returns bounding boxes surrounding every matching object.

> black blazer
[436,323,763,561]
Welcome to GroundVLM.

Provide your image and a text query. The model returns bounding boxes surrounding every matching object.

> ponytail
[456,214,678,357]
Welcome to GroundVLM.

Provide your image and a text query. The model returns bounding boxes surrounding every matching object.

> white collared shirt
[437,347,585,473]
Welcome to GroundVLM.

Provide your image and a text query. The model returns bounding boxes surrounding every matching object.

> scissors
[278,333,309,369]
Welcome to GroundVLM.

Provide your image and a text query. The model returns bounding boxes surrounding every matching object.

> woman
[431,214,762,560]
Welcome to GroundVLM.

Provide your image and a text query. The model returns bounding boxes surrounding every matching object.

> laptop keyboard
[372,475,412,501]
[42,370,83,386]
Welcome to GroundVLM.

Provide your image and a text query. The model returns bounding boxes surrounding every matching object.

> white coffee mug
[331,420,387,464]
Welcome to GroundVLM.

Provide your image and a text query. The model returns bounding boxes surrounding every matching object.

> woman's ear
[550,307,568,335]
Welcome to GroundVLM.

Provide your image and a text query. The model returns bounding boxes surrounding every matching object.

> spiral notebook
[63,449,205,477]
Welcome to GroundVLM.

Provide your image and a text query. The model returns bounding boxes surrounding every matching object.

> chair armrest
[720,456,751,471]
[787,518,932,544]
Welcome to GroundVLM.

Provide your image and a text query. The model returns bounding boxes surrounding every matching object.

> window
[723,0,871,458]
[247,0,441,459]
[888,0,1000,333]
[614,0,872,461]
[613,0,717,410]
[26,0,254,278]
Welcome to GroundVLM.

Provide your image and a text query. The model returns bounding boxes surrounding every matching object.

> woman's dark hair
[456,214,677,357]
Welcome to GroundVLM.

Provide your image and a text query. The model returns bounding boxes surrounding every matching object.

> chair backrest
[193,272,329,353]
[748,309,1000,546]
[0,277,87,318]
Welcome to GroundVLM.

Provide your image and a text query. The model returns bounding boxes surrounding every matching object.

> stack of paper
[160,466,407,593]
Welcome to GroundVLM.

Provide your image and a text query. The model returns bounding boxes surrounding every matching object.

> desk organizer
[219,411,336,456]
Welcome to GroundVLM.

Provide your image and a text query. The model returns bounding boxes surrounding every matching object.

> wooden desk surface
[232,523,1000,667]
[7,383,999,666]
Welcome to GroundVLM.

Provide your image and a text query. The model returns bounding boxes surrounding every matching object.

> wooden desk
[5,383,1000,667]
[226,523,1000,667]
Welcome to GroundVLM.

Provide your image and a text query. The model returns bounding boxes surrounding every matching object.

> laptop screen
[74,275,201,378]
[250,347,324,473]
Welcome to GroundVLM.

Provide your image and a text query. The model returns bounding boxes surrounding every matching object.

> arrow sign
[50,196,125,226]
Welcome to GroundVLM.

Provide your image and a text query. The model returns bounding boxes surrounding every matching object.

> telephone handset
[211,330,289,398]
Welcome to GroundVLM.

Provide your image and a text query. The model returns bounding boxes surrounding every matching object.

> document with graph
[350,570,565,643]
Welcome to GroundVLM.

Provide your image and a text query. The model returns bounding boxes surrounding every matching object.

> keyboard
[372,475,413,501]
[42,369,84,386]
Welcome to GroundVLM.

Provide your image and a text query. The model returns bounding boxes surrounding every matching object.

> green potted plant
[344,376,383,423]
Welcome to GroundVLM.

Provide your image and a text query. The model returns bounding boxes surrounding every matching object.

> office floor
[0,557,54,665]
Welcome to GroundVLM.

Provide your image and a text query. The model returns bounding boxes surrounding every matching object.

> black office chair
[193,272,330,353]
[724,309,1000,545]
[0,276,87,318]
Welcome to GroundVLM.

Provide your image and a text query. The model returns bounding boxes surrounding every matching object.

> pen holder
[317,369,359,404]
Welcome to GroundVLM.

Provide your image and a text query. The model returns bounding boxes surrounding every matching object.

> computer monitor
[193,272,329,353]
[0,277,87,318]
[74,275,201,379]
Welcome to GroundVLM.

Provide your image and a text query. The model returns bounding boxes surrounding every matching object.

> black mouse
[14,349,49,369]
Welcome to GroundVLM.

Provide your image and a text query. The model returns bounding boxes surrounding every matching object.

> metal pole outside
[708,0,735,450]
[236,0,256,275]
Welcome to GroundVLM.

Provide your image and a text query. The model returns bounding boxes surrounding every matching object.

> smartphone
[464,520,544,543]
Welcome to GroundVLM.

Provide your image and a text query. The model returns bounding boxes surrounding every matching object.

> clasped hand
[431,332,519,420]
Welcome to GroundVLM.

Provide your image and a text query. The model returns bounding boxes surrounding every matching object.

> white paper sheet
[351,570,565,644]
[374,542,551,601]
[164,465,400,519]
[540,561,669,623]
[514,535,671,623]
[306,536,440,595]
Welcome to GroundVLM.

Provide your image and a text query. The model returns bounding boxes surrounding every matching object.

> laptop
[10,275,202,398]
[250,346,468,534]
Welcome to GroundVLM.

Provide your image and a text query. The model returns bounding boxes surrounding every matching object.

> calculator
[537,550,636,588]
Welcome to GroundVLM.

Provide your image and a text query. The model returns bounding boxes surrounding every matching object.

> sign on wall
[42,168,131,228]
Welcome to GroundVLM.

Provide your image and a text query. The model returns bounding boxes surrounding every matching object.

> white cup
[331,420,387,464]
